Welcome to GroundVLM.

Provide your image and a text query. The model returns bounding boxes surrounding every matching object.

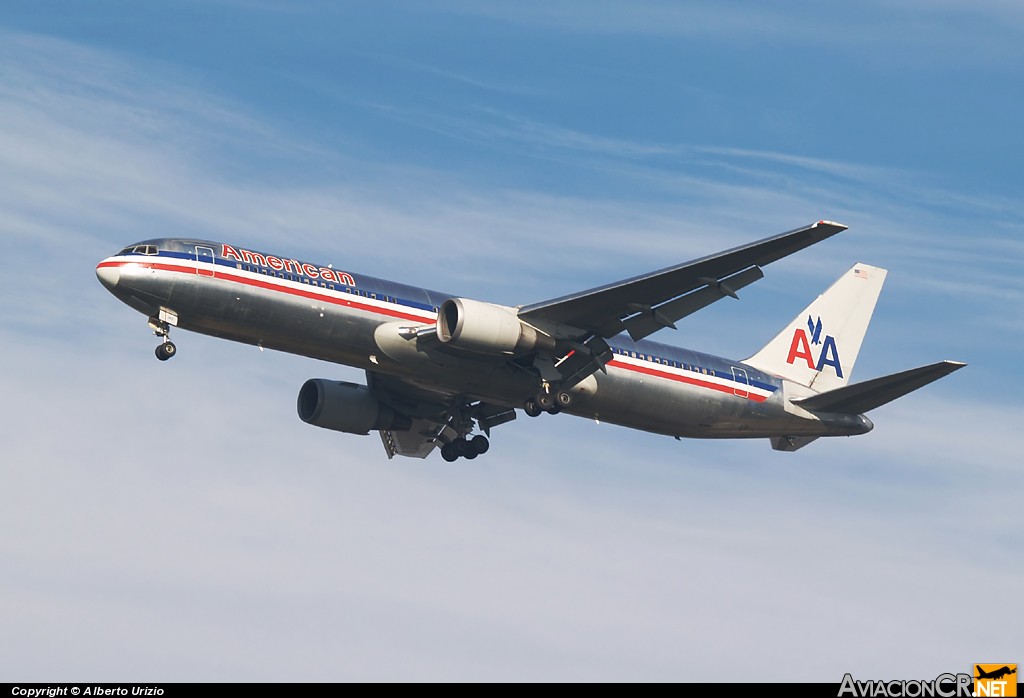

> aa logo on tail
[786,315,843,377]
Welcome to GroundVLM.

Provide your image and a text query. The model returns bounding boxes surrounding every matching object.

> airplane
[976,666,1017,681]
[95,220,965,461]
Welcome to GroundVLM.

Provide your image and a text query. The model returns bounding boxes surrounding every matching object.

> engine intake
[437,298,555,355]
[297,379,411,435]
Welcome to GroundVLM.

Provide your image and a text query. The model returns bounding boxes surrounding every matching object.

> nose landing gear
[149,316,177,361]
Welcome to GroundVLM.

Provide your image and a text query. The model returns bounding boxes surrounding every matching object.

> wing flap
[380,420,457,459]
[622,265,764,341]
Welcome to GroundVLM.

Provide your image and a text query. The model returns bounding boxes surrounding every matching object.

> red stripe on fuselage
[607,359,769,402]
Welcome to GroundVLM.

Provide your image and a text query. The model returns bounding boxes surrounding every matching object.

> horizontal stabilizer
[792,360,966,414]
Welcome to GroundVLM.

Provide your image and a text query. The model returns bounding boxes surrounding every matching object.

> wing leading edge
[518,221,847,341]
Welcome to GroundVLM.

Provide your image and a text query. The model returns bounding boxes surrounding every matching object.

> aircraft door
[731,366,749,398]
[195,245,216,277]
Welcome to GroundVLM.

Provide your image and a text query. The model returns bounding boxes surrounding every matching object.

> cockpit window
[119,245,159,255]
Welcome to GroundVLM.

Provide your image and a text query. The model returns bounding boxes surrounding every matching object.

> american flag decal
[854,268,869,279]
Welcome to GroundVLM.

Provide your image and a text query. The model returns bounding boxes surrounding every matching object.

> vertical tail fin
[744,264,886,392]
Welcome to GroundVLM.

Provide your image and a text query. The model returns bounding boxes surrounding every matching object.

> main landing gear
[434,401,507,462]
[440,434,490,462]
[149,316,177,361]
[523,384,573,417]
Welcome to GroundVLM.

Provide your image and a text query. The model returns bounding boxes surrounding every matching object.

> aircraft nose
[96,261,120,291]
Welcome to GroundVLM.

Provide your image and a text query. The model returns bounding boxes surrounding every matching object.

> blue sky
[1,1,1021,682]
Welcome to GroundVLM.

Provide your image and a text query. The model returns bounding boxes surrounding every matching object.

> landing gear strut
[149,316,177,361]
[430,399,509,462]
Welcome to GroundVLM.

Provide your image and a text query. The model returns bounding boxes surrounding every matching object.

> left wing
[519,221,846,341]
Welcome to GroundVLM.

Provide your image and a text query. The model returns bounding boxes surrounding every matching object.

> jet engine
[297,379,411,434]
[437,298,556,355]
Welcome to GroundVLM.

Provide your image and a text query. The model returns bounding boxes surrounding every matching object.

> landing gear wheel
[545,405,561,415]
[556,390,573,408]
[470,434,490,455]
[440,442,459,462]
[524,400,542,418]
[536,391,555,411]
[463,446,478,460]
[155,341,177,361]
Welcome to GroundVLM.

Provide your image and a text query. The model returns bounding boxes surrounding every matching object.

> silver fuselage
[96,239,871,440]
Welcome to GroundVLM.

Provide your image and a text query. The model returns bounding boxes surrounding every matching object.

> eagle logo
[807,315,823,345]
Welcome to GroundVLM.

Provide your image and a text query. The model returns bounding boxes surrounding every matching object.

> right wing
[519,221,847,342]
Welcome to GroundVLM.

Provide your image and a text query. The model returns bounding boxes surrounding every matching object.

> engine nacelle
[297,379,411,435]
[437,298,555,355]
